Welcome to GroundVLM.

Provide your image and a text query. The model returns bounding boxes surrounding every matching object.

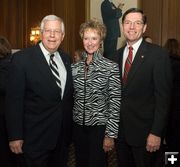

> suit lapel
[31,45,59,89]
[31,46,72,99]
[117,46,125,79]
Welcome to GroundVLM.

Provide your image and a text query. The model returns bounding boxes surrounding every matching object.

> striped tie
[123,46,133,83]
[49,54,61,89]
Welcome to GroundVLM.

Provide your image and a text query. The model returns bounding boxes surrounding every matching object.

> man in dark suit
[101,0,124,60]
[115,8,172,167]
[5,15,73,167]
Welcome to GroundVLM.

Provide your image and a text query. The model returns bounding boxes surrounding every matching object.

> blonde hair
[79,20,106,41]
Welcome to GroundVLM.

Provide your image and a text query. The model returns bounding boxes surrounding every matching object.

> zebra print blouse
[72,51,121,138]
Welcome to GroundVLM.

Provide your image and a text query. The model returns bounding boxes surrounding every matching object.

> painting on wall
[86,0,140,48]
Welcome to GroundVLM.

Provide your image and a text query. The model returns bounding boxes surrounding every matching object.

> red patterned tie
[123,46,133,83]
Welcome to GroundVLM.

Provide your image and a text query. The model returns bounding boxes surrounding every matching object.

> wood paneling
[0,0,86,56]
[162,0,180,45]
[1,0,179,52]
[26,0,53,47]
[142,0,180,46]
[142,0,163,45]
[0,0,26,48]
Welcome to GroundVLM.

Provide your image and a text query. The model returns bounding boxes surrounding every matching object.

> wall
[90,0,180,47]
[89,0,139,48]
[0,0,86,56]
[140,0,180,46]
[1,0,179,54]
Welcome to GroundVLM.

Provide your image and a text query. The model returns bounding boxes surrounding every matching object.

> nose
[49,30,55,37]
[87,39,93,45]
[130,22,135,28]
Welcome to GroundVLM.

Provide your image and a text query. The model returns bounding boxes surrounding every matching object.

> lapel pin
[141,55,144,58]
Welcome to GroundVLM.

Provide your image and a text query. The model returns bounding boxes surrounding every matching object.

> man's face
[121,12,147,45]
[41,20,64,53]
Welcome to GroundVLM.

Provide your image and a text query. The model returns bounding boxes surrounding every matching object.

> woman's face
[82,28,102,55]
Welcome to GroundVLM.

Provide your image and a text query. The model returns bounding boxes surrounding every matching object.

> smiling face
[82,28,102,55]
[121,12,147,45]
[41,20,64,53]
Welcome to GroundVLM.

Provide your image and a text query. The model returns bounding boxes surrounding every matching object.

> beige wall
[89,0,139,48]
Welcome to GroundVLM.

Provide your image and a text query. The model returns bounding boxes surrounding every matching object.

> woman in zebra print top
[72,20,121,167]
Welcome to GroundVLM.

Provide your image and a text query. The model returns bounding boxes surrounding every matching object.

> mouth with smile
[128,31,136,35]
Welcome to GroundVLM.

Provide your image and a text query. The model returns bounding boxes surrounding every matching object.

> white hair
[40,15,65,34]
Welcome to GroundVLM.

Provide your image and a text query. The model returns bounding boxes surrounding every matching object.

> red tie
[123,46,133,83]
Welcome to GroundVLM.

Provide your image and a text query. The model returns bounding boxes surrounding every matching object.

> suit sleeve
[5,52,25,141]
[151,49,172,136]
[0,56,11,94]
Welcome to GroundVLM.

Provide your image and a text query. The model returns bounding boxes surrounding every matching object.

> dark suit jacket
[166,56,180,150]
[115,40,172,146]
[0,55,15,166]
[5,44,73,152]
[169,56,180,112]
[101,0,122,40]
[0,55,11,115]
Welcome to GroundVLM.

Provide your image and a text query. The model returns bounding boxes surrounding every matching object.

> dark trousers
[103,38,118,61]
[166,110,180,152]
[0,115,17,167]
[73,124,107,167]
[116,136,165,167]
[17,138,68,167]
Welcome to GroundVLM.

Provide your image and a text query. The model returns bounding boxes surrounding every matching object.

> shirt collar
[82,50,103,62]
[39,42,57,56]
[127,38,143,54]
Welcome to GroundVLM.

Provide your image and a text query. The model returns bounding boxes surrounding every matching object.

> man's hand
[118,3,124,9]
[146,133,161,152]
[9,140,24,154]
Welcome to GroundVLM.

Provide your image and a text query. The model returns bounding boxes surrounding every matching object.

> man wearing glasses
[5,15,73,167]
[115,8,172,167]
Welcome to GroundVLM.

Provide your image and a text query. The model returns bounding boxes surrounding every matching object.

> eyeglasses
[43,29,61,35]
[123,20,144,27]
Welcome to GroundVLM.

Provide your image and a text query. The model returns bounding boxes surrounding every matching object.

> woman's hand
[103,136,115,152]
